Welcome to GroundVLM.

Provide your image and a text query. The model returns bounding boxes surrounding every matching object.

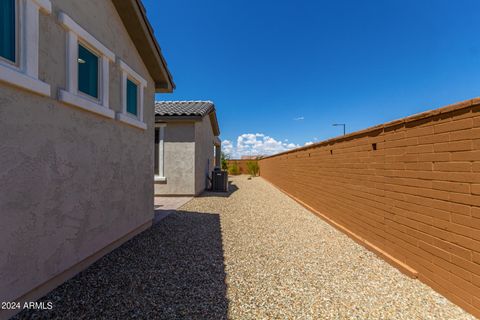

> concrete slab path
[153,196,193,223]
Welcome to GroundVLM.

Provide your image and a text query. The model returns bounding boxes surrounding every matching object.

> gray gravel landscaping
[13,211,228,320]
[14,175,475,319]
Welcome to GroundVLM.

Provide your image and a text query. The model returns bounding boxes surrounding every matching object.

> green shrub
[247,161,259,177]
[221,152,229,171]
[228,161,240,175]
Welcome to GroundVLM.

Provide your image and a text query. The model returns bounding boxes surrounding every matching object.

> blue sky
[144,0,480,157]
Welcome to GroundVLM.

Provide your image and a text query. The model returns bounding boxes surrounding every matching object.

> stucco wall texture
[0,0,156,311]
[155,122,196,195]
[154,116,216,196]
[259,98,480,317]
[195,115,216,194]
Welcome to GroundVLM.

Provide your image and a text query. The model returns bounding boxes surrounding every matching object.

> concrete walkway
[154,196,193,223]
[14,176,475,319]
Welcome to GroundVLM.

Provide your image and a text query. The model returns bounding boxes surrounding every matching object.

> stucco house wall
[195,115,216,194]
[0,0,163,316]
[155,122,196,195]
[154,112,218,196]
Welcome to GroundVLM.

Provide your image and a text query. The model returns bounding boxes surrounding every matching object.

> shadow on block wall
[13,211,229,320]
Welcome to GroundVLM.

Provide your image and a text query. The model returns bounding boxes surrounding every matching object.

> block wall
[259,99,480,317]
[226,160,253,175]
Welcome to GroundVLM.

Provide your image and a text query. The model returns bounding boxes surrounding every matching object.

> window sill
[33,0,52,13]
[0,63,50,97]
[59,90,114,119]
[116,113,147,130]
[154,176,167,182]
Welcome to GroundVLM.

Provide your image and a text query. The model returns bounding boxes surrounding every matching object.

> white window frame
[0,0,51,96]
[58,12,115,119]
[154,123,167,182]
[116,59,147,130]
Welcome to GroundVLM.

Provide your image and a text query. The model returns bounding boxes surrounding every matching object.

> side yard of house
[259,98,480,317]
[1,1,479,318]
[13,176,475,319]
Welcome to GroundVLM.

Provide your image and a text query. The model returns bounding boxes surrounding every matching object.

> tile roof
[155,101,220,136]
[154,101,215,117]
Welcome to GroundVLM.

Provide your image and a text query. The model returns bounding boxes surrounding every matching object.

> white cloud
[222,133,300,158]
[305,141,314,146]
[221,140,234,156]
[293,116,304,121]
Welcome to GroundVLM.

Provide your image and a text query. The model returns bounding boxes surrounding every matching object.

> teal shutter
[78,44,99,98]
[126,79,138,116]
[0,0,15,63]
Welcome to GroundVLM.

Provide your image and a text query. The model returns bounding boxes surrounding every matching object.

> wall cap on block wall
[261,97,480,159]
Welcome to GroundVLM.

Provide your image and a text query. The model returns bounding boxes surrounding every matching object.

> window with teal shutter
[78,44,98,98]
[0,0,16,63]
[126,79,138,116]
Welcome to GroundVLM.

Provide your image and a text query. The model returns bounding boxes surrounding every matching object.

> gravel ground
[183,176,475,320]
[14,175,475,319]
[13,211,228,320]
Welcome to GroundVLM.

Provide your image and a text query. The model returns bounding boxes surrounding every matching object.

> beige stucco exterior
[0,1,167,317]
[154,115,218,196]
[159,122,196,195]
[194,115,217,194]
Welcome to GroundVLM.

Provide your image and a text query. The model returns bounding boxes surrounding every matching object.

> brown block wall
[259,98,480,317]
[227,160,254,175]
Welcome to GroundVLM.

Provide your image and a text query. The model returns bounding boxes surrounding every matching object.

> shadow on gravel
[13,211,228,320]
[200,180,239,198]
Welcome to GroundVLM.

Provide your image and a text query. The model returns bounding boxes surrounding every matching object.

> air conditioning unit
[212,170,228,192]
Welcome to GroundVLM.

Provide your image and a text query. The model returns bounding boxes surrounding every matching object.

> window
[126,79,138,116]
[0,0,16,63]
[0,0,51,96]
[154,123,166,181]
[154,128,159,175]
[58,12,114,119]
[78,44,98,99]
[116,59,147,130]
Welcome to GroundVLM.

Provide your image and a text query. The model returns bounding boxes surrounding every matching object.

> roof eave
[155,115,202,121]
[112,0,175,93]
[154,111,220,136]
[209,110,220,136]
